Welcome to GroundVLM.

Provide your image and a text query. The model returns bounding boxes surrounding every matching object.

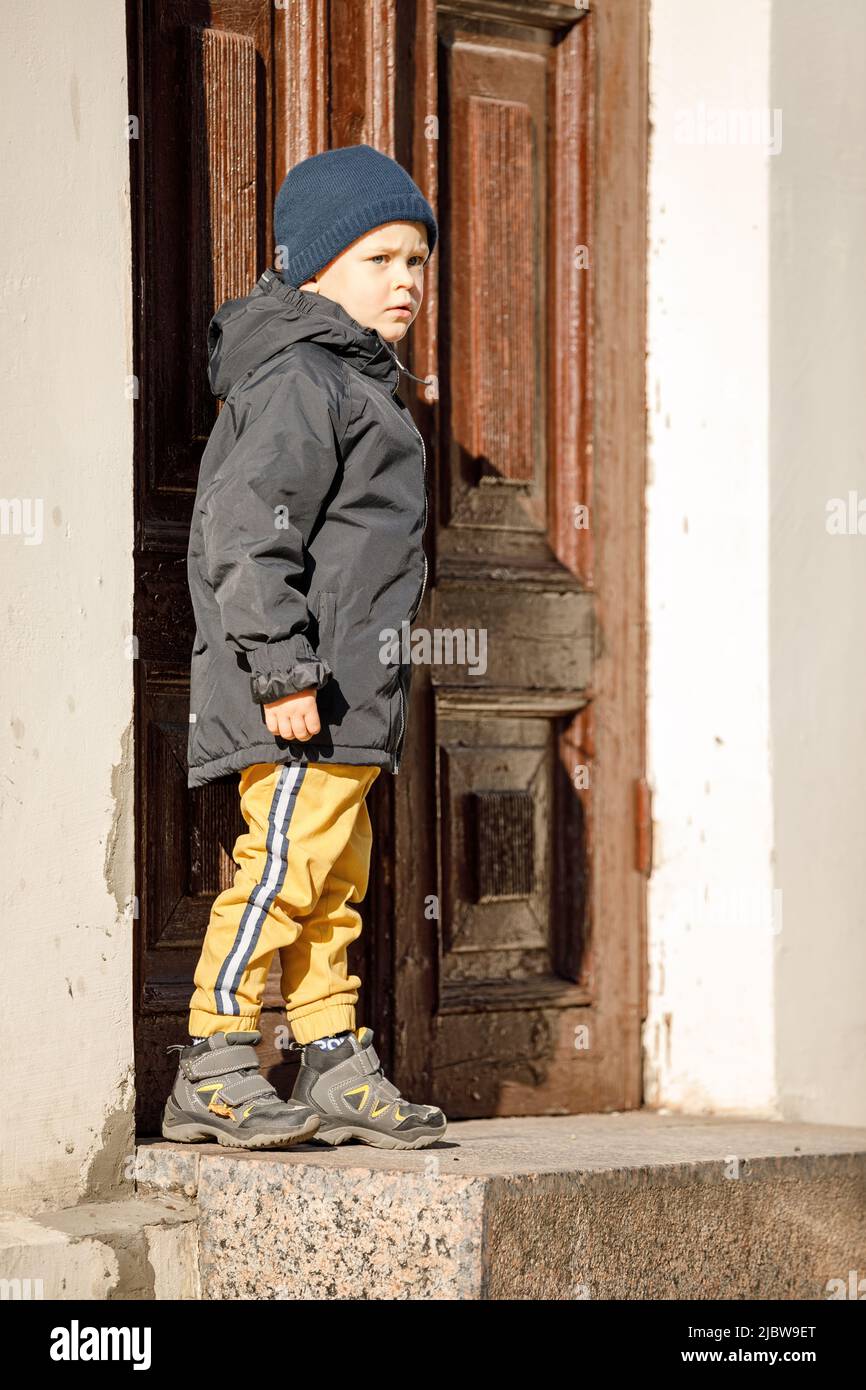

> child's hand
[263,689,321,742]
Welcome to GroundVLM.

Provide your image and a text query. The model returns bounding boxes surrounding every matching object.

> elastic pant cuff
[188,1010,260,1038]
[288,1002,356,1045]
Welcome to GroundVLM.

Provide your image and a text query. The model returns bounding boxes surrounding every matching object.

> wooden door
[128,0,648,1133]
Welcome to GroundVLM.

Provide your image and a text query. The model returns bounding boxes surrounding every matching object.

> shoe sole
[161,1110,321,1151]
[311,1119,447,1150]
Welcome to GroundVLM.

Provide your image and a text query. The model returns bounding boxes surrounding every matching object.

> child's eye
[370,254,426,266]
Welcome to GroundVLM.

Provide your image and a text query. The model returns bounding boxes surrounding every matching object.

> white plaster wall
[769,0,866,1123]
[647,0,866,1123]
[0,1,136,1211]
[645,0,778,1115]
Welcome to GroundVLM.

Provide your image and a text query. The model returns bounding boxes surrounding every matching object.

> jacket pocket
[315,590,337,647]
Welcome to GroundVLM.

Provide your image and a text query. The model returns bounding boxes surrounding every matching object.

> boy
[162,145,446,1151]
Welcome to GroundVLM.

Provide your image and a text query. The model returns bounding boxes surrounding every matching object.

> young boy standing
[162,145,446,1151]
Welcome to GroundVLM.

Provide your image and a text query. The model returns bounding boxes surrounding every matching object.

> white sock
[309,1030,352,1051]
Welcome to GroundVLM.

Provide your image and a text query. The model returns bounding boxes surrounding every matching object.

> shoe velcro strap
[374,1075,401,1102]
[217,1072,276,1106]
[182,1045,260,1081]
[345,1045,381,1079]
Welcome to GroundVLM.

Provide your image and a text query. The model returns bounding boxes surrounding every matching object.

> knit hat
[273,144,438,288]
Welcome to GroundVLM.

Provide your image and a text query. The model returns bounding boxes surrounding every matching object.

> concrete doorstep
[0,1194,199,1301]
[2,1112,863,1301]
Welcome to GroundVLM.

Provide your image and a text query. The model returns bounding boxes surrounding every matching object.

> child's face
[299,220,429,342]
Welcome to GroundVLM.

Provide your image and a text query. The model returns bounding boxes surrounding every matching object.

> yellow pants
[188,761,381,1045]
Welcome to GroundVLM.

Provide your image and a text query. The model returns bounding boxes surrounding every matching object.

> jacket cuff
[247,635,333,705]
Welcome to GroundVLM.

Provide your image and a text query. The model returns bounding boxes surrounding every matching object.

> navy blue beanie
[273,144,438,288]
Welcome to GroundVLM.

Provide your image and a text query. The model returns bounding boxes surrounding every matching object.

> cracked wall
[0,0,137,1213]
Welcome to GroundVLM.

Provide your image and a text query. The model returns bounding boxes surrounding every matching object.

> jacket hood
[206,267,405,400]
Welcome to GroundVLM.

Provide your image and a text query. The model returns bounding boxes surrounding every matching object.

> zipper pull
[387,345,431,386]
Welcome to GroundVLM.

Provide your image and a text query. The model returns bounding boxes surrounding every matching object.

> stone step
[136,1111,866,1300]
[0,1194,199,1300]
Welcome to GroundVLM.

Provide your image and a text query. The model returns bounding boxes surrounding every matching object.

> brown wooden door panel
[396,0,645,1118]
[130,0,647,1132]
[138,2,272,538]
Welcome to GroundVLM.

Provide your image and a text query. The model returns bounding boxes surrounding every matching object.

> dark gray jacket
[186,267,428,789]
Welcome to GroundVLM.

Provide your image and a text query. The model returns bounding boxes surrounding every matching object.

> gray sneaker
[162,1030,321,1149]
[288,1026,447,1150]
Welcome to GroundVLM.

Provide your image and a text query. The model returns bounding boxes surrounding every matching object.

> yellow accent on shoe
[343,1083,369,1112]
[370,1099,391,1119]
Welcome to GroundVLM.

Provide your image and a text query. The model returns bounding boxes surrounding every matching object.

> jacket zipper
[397,421,428,770]
[388,350,429,771]
[395,674,405,773]
[408,421,428,620]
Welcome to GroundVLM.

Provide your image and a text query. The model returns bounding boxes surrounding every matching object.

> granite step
[136,1111,866,1300]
